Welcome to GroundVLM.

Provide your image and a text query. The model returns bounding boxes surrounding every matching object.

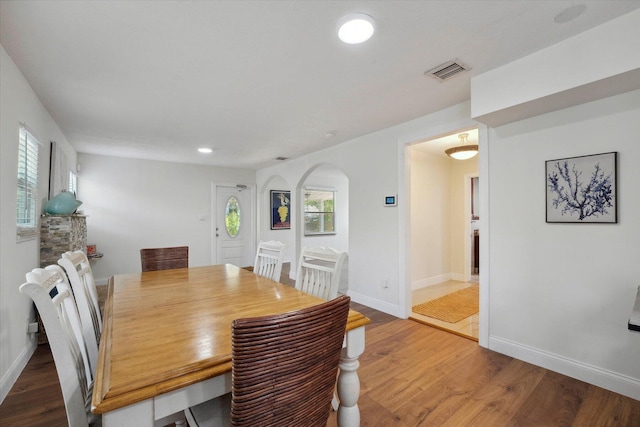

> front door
[215,185,253,267]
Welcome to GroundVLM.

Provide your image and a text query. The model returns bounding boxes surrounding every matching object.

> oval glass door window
[225,196,241,237]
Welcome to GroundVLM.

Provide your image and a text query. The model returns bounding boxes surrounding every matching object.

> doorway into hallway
[408,128,479,341]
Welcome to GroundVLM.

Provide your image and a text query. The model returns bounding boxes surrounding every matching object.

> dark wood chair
[185,295,351,427]
[140,246,189,272]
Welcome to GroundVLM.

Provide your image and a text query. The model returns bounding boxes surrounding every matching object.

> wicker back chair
[185,295,351,427]
[140,246,189,272]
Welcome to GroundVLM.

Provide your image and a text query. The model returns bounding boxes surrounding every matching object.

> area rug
[412,285,479,323]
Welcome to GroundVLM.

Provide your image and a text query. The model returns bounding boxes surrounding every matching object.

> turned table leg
[336,326,365,427]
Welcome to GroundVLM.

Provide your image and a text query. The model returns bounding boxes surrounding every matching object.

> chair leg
[331,391,339,411]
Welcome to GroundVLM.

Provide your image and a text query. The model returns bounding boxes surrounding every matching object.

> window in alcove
[304,189,335,235]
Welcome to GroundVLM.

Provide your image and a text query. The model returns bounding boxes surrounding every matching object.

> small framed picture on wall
[270,190,291,230]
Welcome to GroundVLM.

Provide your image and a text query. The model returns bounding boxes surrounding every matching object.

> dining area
[18,243,369,427]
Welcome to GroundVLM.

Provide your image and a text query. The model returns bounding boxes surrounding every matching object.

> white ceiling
[2,1,638,170]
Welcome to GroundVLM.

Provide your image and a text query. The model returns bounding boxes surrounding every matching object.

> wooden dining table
[92,264,370,427]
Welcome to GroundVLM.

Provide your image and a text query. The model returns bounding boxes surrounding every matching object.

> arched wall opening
[294,163,349,284]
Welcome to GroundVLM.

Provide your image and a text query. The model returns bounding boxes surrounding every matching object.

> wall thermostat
[384,195,397,207]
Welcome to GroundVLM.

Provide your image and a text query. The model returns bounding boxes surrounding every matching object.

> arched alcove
[294,163,349,286]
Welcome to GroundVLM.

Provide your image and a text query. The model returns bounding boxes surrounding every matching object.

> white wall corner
[450,273,467,282]
[412,274,453,290]
[348,290,402,318]
[489,336,640,401]
[0,340,36,404]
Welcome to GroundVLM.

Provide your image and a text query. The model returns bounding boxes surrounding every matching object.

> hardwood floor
[3,267,639,426]
[411,280,479,341]
[0,344,67,427]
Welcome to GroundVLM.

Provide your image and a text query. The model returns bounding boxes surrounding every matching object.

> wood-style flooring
[2,267,639,426]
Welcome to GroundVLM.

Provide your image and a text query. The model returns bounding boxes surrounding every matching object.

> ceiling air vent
[425,59,470,82]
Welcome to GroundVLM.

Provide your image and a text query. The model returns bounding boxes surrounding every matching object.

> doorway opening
[407,128,479,341]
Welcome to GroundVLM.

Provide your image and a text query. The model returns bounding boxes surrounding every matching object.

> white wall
[257,102,472,316]
[77,153,256,283]
[410,149,478,288]
[449,157,478,277]
[0,44,77,402]
[410,150,450,287]
[470,8,640,399]
[488,89,640,399]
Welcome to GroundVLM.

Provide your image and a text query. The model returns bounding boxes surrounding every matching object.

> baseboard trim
[348,291,401,317]
[412,274,452,290]
[450,272,467,282]
[489,336,640,400]
[0,340,37,405]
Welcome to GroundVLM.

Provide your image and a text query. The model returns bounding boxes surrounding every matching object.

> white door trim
[397,119,490,348]
[464,172,479,283]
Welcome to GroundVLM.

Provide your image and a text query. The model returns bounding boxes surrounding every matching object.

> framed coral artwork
[270,190,291,230]
[545,152,617,223]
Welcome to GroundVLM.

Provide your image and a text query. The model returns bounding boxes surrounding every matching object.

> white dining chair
[253,240,287,282]
[58,250,102,373]
[21,266,98,427]
[295,246,347,301]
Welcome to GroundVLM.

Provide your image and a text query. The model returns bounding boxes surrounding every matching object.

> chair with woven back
[252,240,287,282]
[58,250,102,373]
[295,246,349,411]
[184,295,352,427]
[20,265,98,427]
[295,246,348,301]
[140,245,189,272]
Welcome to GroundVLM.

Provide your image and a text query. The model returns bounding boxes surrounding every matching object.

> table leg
[337,326,365,427]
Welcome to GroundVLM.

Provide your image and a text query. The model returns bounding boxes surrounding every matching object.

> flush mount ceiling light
[338,14,375,44]
[554,4,587,24]
[198,147,213,154]
[445,133,478,160]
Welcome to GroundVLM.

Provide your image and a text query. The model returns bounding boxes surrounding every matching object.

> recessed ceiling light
[338,14,375,44]
[198,147,213,154]
[554,4,586,24]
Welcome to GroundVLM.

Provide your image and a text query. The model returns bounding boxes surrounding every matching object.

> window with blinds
[69,170,78,194]
[17,125,40,240]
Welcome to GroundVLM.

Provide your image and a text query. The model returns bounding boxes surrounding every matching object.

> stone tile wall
[39,214,87,268]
